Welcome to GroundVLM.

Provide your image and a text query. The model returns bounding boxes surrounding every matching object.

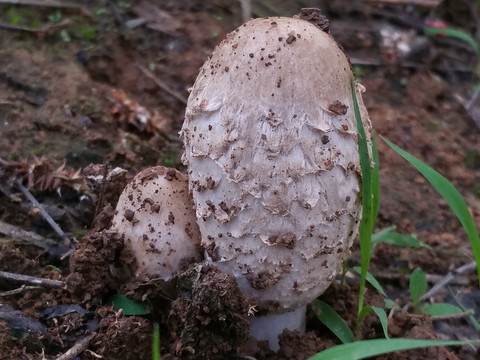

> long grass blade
[424,27,479,56]
[351,77,375,321]
[381,136,480,285]
[152,322,161,360]
[371,135,380,225]
[311,300,355,344]
[308,338,476,360]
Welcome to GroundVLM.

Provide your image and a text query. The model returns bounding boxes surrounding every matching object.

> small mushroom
[181,12,372,349]
[111,166,202,280]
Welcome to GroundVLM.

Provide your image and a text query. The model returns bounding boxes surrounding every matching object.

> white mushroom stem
[249,306,306,351]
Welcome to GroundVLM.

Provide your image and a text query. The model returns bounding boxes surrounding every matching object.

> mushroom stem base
[249,305,306,351]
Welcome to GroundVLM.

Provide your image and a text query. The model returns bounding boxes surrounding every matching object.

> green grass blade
[311,299,355,344]
[410,268,427,306]
[152,323,161,360]
[371,134,380,225]
[372,231,430,250]
[421,303,463,317]
[381,136,480,285]
[370,306,389,339]
[353,266,386,297]
[308,338,476,360]
[357,306,389,339]
[109,294,150,315]
[351,77,375,320]
[424,27,479,56]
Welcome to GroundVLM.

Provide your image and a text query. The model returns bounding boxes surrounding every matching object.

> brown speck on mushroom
[321,135,330,144]
[286,35,296,44]
[328,100,348,115]
[124,209,135,222]
[165,168,177,181]
[168,211,175,225]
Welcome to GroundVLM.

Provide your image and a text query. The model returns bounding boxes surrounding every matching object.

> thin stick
[55,333,96,360]
[453,93,480,130]
[465,86,480,112]
[0,219,56,250]
[0,285,41,297]
[0,0,92,17]
[14,180,70,246]
[430,311,474,321]
[0,270,66,289]
[419,261,477,302]
[0,19,71,35]
[239,0,251,22]
[366,0,442,6]
[136,64,188,105]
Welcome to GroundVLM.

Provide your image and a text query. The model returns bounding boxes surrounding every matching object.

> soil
[1,0,480,359]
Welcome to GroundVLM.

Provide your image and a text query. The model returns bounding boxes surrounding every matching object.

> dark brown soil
[1,1,480,359]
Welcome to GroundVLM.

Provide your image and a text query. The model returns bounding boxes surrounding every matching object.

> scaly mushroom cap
[181,16,372,312]
[111,166,201,280]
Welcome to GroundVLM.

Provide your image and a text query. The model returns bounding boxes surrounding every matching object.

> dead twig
[465,87,480,111]
[55,333,96,360]
[0,0,92,17]
[0,219,56,250]
[136,64,188,105]
[368,271,470,286]
[430,310,474,321]
[0,285,41,297]
[14,180,70,246]
[419,261,477,302]
[0,270,66,289]
[239,0,251,23]
[0,19,71,36]
[366,0,442,7]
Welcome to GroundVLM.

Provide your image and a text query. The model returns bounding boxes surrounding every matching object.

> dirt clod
[168,264,254,359]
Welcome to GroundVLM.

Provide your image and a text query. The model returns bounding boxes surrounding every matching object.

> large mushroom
[181,10,372,349]
[111,166,202,280]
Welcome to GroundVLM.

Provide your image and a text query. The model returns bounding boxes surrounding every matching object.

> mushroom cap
[181,16,371,312]
[111,166,202,280]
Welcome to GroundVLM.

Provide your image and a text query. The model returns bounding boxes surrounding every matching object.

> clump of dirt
[377,313,460,360]
[167,264,254,359]
[86,310,152,360]
[67,230,126,304]
[0,243,40,275]
[277,330,335,360]
[0,320,24,359]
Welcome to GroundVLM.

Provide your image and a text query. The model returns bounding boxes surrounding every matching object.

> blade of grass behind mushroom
[307,338,478,360]
[381,136,480,287]
[351,76,378,333]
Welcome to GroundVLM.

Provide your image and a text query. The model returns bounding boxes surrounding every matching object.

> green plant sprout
[152,323,161,360]
[109,294,150,315]
[409,268,467,317]
[371,226,430,252]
